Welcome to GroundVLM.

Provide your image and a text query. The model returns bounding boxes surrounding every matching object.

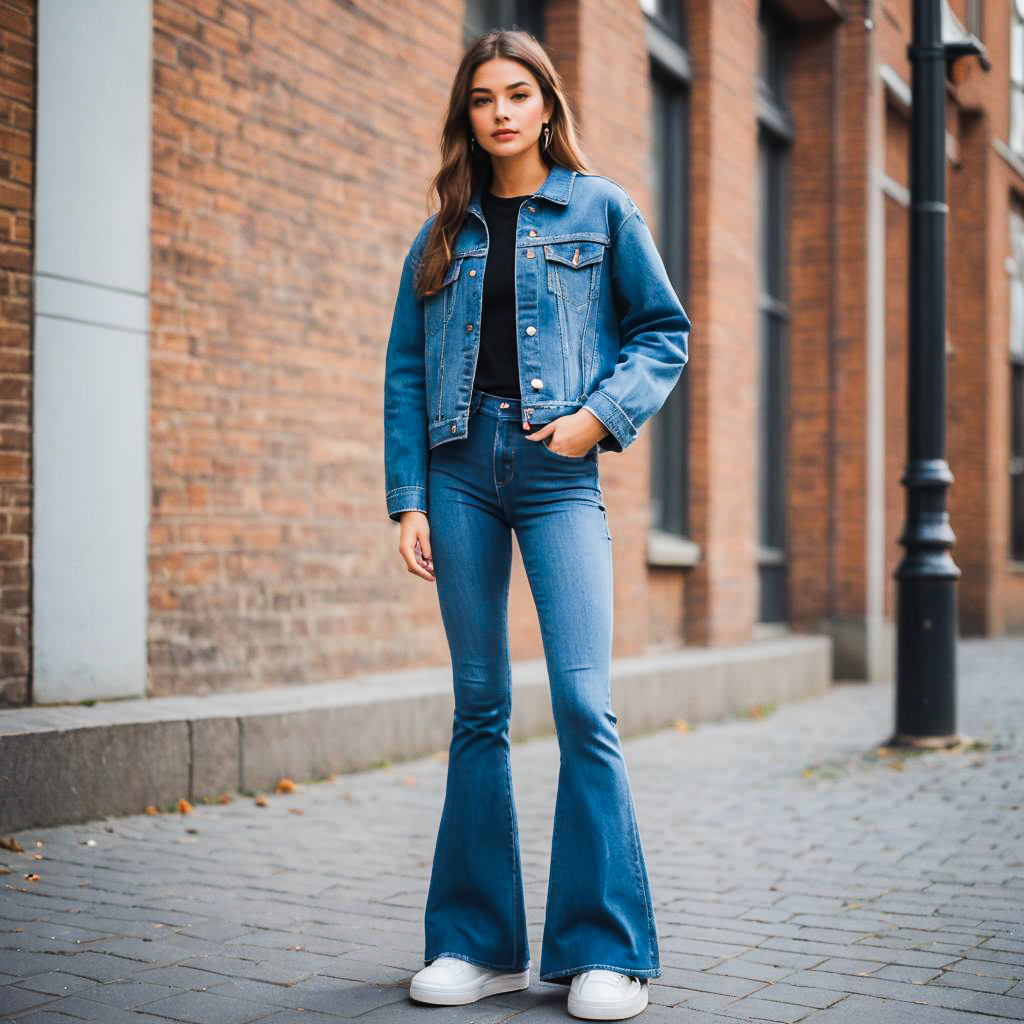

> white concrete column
[33,0,152,703]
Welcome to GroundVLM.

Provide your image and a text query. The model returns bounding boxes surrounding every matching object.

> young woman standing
[383,29,691,1022]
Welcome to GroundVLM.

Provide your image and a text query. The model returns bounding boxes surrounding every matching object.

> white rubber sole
[409,964,531,1005]
[567,978,649,1020]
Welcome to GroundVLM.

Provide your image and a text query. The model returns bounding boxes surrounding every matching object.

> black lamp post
[891,1,987,748]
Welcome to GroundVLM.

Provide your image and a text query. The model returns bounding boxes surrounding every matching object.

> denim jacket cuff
[582,391,635,453]
[386,485,428,523]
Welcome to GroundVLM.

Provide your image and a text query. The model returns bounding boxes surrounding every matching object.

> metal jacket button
[466,323,473,331]
[525,325,536,336]
[528,229,537,237]
[468,269,477,277]
[531,378,543,389]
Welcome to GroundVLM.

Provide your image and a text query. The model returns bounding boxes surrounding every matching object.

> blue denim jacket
[384,162,691,522]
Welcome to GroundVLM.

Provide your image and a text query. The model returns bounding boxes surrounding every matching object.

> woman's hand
[399,510,435,582]
[524,409,609,457]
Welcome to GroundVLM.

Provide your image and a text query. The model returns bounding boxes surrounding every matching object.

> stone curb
[0,634,832,831]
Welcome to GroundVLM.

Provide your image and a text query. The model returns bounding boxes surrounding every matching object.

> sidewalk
[1,635,1022,1023]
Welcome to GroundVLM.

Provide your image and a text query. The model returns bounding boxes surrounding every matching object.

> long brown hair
[415,29,593,298]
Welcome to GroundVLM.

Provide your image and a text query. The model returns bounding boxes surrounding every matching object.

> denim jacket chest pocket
[542,238,607,398]
[543,239,606,308]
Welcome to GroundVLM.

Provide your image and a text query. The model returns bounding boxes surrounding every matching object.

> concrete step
[0,633,832,832]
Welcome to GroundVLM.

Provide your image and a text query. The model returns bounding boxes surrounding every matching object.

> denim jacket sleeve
[383,226,430,523]
[581,203,691,453]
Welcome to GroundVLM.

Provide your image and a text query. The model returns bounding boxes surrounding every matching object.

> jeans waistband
[471,388,524,420]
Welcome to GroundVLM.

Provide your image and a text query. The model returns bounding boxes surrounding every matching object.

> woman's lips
[492,130,517,138]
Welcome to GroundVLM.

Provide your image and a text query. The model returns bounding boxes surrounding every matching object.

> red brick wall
[0,0,33,707]
[149,0,471,695]
[148,0,707,697]
[681,0,761,646]
[146,0,1023,700]
[787,22,840,633]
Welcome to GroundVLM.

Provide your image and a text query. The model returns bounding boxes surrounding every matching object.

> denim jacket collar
[466,161,577,224]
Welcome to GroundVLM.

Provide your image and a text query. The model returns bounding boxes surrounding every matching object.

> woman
[383,28,691,1023]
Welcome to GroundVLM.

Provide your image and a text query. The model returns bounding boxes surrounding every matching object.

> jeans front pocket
[538,436,597,463]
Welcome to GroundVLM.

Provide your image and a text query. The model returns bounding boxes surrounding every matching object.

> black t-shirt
[473,188,531,399]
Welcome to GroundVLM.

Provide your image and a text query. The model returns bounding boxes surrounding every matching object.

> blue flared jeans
[422,387,661,987]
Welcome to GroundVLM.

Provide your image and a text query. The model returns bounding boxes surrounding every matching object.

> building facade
[0,0,1020,708]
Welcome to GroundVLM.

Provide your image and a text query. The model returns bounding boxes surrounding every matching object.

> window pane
[1013,209,1024,360]
[1013,18,1024,87]
[1013,89,1024,154]
[1013,362,1024,560]
[465,0,545,41]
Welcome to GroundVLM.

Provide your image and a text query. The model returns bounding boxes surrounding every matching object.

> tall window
[756,2,794,623]
[1009,205,1024,562]
[642,0,691,540]
[966,0,983,41]
[1012,1,1024,155]
[465,0,545,43]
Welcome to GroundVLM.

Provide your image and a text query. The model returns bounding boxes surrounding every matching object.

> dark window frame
[464,0,546,44]
[1012,2,1024,156]
[644,1,692,540]
[755,0,794,623]
[1009,202,1024,562]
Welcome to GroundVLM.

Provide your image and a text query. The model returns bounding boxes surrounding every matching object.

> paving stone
[0,984,54,1015]
[801,992,1013,1022]
[11,969,100,996]
[125,988,278,1023]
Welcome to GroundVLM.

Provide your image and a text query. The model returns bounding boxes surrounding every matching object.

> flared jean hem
[540,963,661,985]
[425,950,531,973]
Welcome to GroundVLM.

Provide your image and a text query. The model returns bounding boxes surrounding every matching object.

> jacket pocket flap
[543,240,606,269]
[441,256,464,286]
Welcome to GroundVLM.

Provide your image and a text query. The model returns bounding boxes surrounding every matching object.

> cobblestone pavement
[1,635,1023,1023]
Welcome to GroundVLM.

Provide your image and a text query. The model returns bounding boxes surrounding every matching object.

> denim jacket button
[450,424,457,433]
[468,269,477,277]
[466,323,474,332]
[525,325,536,336]
[528,206,536,212]
[531,378,543,389]
[528,229,537,237]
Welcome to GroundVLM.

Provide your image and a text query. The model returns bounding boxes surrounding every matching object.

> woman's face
[468,57,553,161]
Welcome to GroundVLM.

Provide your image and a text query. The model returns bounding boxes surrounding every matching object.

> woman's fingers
[398,514,435,581]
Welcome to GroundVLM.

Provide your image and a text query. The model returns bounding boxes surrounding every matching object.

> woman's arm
[384,238,430,523]
[580,204,692,453]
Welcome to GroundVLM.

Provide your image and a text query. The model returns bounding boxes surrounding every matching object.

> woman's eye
[472,93,529,105]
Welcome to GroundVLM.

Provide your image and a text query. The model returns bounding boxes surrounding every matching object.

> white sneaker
[567,969,649,1020]
[409,955,531,1005]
